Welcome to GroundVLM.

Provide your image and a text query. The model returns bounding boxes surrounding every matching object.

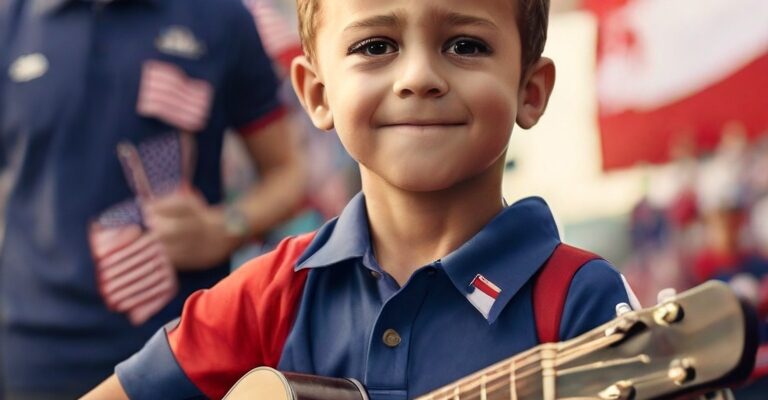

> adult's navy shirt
[0,0,282,393]
[116,194,638,399]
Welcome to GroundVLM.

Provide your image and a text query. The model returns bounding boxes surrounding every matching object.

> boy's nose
[392,53,448,99]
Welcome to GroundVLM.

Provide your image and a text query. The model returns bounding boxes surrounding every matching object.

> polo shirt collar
[296,192,370,269]
[34,0,157,15]
[440,197,561,323]
[296,194,561,324]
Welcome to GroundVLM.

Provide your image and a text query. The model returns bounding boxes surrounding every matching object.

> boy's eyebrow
[344,13,403,32]
[343,10,499,32]
[438,11,499,30]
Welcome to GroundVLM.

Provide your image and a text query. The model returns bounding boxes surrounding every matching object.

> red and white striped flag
[467,274,502,319]
[584,0,768,170]
[136,60,213,133]
[89,201,178,326]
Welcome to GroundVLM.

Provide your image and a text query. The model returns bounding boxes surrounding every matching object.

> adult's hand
[142,188,238,271]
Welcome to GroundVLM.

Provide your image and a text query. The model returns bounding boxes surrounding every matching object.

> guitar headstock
[551,280,758,399]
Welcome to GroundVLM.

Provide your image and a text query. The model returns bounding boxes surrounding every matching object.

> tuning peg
[657,288,677,304]
[654,300,685,325]
[668,358,696,385]
[598,380,635,400]
[615,302,632,316]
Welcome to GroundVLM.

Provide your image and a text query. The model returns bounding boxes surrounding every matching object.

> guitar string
[417,330,627,400]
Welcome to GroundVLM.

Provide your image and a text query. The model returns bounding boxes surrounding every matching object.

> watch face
[224,207,251,238]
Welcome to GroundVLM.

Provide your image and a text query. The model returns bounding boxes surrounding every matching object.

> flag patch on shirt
[136,60,213,133]
[467,274,501,319]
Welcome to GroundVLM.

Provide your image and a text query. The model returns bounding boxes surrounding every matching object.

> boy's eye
[445,38,492,56]
[348,38,398,56]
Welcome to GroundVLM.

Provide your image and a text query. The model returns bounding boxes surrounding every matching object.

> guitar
[223,281,758,400]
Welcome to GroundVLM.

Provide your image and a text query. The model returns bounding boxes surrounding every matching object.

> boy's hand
[143,189,240,271]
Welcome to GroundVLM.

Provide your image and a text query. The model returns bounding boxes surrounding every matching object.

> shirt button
[382,329,401,348]
[370,270,381,279]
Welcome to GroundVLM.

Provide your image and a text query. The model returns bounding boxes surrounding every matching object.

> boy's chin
[377,169,480,194]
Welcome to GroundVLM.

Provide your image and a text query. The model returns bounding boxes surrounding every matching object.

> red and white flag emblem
[136,60,213,133]
[467,274,502,319]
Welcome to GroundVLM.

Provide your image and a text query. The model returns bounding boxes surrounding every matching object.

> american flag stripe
[90,224,143,259]
[127,286,177,325]
[111,264,173,310]
[140,61,211,110]
[117,272,176,310]
[245,0,300,60]
[98,234,160,277]
[141,75,210,116]
[136,60,213,132]
[101,252,166,296]
[138,82,207,130]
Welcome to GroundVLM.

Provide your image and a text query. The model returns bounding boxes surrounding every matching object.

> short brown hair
[295,0,550,70]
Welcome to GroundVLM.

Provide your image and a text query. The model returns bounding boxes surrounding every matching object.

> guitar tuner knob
[615,302,633,316]
[598,380,636,400]
[604,315,641,337]
[669,358,696,385]
[653,301,685,325]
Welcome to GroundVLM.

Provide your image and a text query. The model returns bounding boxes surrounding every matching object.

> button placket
[365,270,432,390]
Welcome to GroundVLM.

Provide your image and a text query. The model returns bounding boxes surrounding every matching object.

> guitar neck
[415,281,755,400]
[414,344,552,400]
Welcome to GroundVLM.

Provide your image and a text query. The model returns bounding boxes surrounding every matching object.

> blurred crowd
[622,123,768,382]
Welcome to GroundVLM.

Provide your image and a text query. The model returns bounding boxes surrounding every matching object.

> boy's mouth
[379,119,467,128]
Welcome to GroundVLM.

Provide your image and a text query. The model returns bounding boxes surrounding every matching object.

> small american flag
[136,60,213,133]
[90,200,178,326]
[467,274,502,319]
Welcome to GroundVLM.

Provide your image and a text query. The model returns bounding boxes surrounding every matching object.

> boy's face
[294,0,553,193]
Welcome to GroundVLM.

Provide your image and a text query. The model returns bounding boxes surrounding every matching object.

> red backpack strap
[533,243,601,343]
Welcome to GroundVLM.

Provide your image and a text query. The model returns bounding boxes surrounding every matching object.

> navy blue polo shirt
[0,0,282,393]
[116,194,635,399]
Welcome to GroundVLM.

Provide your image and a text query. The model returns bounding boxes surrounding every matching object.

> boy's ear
[516,57,556,129]
[290,55,334,131]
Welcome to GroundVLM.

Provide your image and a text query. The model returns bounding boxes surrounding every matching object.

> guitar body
[224,367,369,400]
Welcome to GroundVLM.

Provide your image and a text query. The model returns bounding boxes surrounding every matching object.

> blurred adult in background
[0,0,305,397]
[222,0,357,267]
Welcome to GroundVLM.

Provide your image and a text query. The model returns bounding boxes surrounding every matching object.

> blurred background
[1,0,767,397]
[505,0,768,396]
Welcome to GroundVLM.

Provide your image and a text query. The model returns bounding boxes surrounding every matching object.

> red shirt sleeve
[167,232,315,399]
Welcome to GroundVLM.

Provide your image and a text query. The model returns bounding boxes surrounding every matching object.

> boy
[85,0,638,398]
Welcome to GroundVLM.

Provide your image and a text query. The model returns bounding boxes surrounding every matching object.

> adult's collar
[439,197,561,324]
[296,192,370,270]
[34,0,158,15]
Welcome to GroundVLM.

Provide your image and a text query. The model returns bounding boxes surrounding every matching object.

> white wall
[502,11,646,226]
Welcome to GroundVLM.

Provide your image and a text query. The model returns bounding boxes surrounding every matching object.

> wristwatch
[223,206,252,240]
